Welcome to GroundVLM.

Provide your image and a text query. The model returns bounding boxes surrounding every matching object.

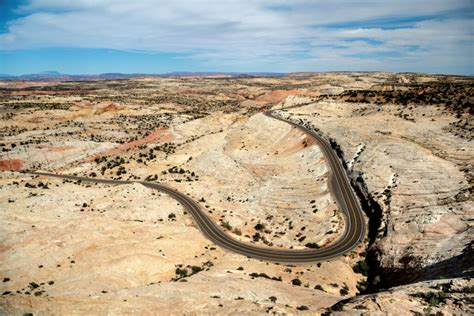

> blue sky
[1,0,473,75]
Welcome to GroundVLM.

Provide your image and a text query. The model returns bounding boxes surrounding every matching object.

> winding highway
[28,108,366,263]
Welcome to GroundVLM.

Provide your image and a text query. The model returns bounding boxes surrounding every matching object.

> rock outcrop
[279,99,473,289]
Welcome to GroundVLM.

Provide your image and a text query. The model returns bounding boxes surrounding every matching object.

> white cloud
[1,0,473,73]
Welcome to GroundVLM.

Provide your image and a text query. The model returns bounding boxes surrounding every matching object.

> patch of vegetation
[305,242,320,249]
[291,278,302,286]
[254,223,265,231]
[232,227,242,235]
[353,260,369,276]
[462,285,474,293]
[191,266,203,274]
[220,221,232,230]
[314,284,324,291]
[29,282,40,290]
[175,267,188,278]
[339,284,349,296]
[413,291,449,307]
[249,272,282,281]
[297,305,309,311]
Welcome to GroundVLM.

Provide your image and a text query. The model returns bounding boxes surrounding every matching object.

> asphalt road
[28,108,366,263]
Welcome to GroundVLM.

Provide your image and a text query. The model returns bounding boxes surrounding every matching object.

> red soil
[26,117,44,123]
[0,159,23,171]
[72,100,122,114]
[85,128,173,162]
[43,146,76,153]
[94,102,121,114]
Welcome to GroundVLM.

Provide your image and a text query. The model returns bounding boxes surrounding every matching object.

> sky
[0,0,473,75]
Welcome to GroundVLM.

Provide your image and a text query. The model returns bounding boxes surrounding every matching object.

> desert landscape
[0,72,472,314]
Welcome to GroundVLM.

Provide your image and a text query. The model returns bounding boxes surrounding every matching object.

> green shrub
[353,260,369,276]
[462,286,474,293]
[414,291,449,307]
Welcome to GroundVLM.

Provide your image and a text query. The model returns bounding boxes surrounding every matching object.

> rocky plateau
[0,72,472,314]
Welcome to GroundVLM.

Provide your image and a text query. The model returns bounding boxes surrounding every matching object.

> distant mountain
[161,71,286,77]
[39,71,61,75]
[0,73,17,80]
[0,71,287,81]
[17,71,73,81]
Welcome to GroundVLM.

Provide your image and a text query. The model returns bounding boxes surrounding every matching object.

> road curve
[27,107,366,263]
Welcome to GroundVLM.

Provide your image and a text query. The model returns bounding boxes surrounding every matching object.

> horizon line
[1,70,473,78]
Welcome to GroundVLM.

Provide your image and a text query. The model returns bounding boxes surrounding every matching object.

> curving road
[27,108,366,263]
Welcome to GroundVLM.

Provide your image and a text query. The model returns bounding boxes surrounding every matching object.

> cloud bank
[1,0,473,74]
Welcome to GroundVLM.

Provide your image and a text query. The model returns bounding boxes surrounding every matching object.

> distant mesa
[0,71,287,81]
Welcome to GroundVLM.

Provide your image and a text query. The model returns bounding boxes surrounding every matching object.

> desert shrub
[249,272,270,279]
[314,284,324,291]
[232,228,242,235]
[291,278,302,286]
[175,268,188,277]
[414,291,449,307]
[340,285,349,296]
[191,266,203,274]
[353,260,369,276]
[252,233,262,242]
[220,221,232,230]
[462,286,474,293]
[254,223,265,231]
